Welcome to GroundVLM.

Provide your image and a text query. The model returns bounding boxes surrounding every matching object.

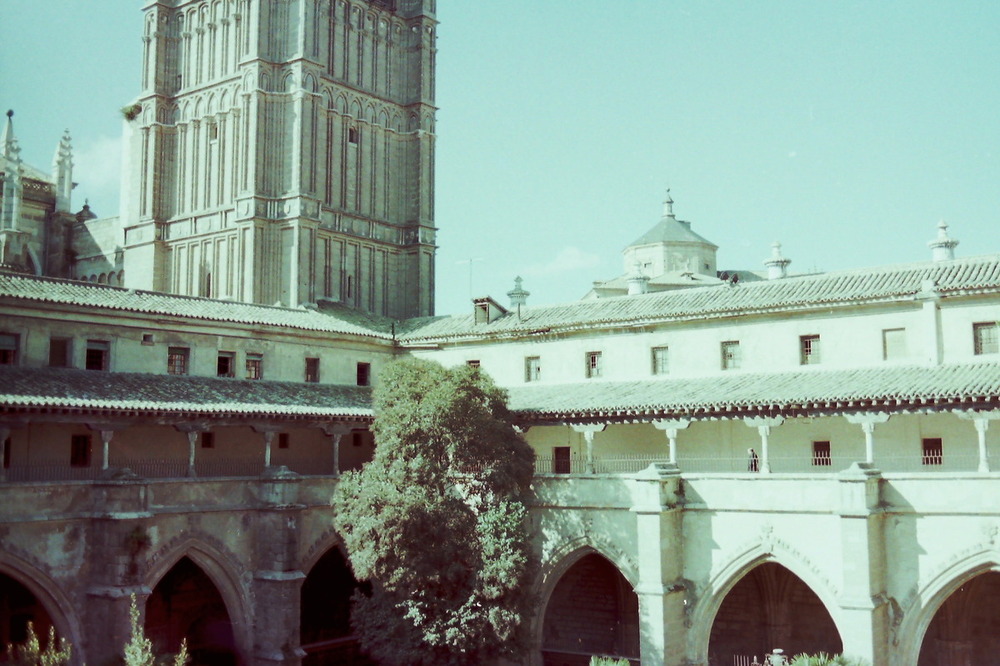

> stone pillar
[87,422,131,471]
[632,463,686,666]
[253,466,306,665]
[571,424,606,474]
[652,419,690,465]
[253,425,283,470]
[844,412,890,465]
[835,462,889,666]
[175,423,209,478]
[322,423,357,476]
[744,417,784,474]
[956,410,1000,473]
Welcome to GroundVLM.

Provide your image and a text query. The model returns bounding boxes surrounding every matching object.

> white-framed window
[586,351,602,378]
[525,356,541,382]
[721,341,741,370]
[800,335,820,365]
[651,346,669,375]
[974,322,999,355]
[246,353,263,380]
[167,347,190,375]
[882,328,906,360]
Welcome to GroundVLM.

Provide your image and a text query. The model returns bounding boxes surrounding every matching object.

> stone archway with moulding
[687,535,846,663]
[0,551,83,661]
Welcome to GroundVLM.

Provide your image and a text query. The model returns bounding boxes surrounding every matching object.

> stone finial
[626,261,650,295]
[763,241,791,280]
[507,275,529,309]
[662,188,675,219]
[928,219,958,262]
[52,130,74,213]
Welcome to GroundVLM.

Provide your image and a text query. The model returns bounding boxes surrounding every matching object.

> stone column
[175,423,209,478]
[956,410,1000,473]
[835,462,889,666]
[844,413,891,465]
[652,419,690,466]
[253,425,284,470]
[744,417,784,474]
[571,424,606,474]
[632,463,686,666]
[321,423,357,476]
[87,422,131,471]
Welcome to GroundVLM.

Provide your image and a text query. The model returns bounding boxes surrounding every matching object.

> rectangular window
[974,322,999,355]
[466,360,480,368]
[348,127,359,144]
[356,362,371,386]
[200,432,215,449]
[48,338,71,367]
[305,357,320,383]
[3,436,10,469]
[553,446,571,474]
[0,333,18,365]
[525,356,541,382]
[651,346,669,375]
[70,435,91,467]
[800,335,820,365]
[352,432,364,447]
[721,341,741,370]
[217,352,235,378]
[167,347,190,375]
[812,441,832,467]
[279,433,290,449]
[883,328,906,360]
[141,333,154,346]
[586,351,602,378]
[246,353,263,380]
[85,340,110,371]
[922,437,943,466]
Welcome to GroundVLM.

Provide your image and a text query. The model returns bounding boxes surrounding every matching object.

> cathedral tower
[121,0,437,317]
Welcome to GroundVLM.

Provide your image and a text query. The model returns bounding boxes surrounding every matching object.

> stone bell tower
[121,0,437,318]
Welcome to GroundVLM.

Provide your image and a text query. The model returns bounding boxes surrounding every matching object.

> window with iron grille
[246,353,263,380]
[922,438,943,466]
[167,347,190,375]
[721,341,741,370]
[525,356,541,382]
[974,322,999,355]
[586,352,602,378]
[85,340,110,371]
[812,441,832,466]
[800,335,820,365]
[305,357,320,383]
[651,346,669,375]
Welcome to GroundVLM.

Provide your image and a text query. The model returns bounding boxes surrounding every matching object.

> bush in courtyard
[789,654,869,666]
[5,623,72,666]
[590,657,631,666]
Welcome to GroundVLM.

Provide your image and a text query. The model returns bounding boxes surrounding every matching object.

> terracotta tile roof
[0,367,373,420]
[507,362,1000,422]
[399,255,1000,342]
[0,273,393,339]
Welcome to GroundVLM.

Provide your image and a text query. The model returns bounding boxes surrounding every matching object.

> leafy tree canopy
[333,358,536,666]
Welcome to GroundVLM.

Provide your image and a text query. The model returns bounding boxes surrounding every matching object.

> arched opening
[541,553,639,666]
[300,548,372,665]
[0,572,54,648]
[709,562,842,663]
[918,571,1000,665]
[145,557,238,665]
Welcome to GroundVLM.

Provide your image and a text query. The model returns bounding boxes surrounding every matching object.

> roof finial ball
[928,219,959,262]
[5,110,13,119]
[663,187,675,219]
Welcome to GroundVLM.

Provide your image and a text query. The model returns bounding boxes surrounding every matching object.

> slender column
[186,431,199,477]
[652,419,690,465]
[956,410,1000,473]
[100,430,114,470]
[571,424,606,474]
[263,430,274,468]
[744,417,784,474]
[321,423,358,476]
[844,413,891,465]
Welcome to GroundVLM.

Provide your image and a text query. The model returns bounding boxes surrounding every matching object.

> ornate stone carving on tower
[120,0,438,317]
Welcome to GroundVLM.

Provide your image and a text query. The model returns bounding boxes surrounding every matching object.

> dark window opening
[70,435,92,467]
[348,127,359,144]
[3,437,10,469]
[305,357,320,383]
[0,333,18,365]
[356,362,370,387]
[48,338,70,367]
[85,340,109,371]
[200,432,215,449]
[922,437,943,466]
[812,441,832,466]
[279,433,290,449]
[553,446,571,474]
[800,334,821,365]
[217,352,235,378]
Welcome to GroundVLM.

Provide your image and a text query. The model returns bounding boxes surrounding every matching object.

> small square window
[200,432,215,449]
[305,357,320,383]
[141,333,155,346]
[651,346,669,375]
[922,437,943,466]
[217,352,235,378]
[70,435,91,467]
[525,356,541,382]
[586,351,602,378]
[721,341,741,370]
[974,322,999,355]
[356,362,371,387]
[279,433,290,449]
[246,353,263,380]
[85,340,110,371]
[553,446,571,474]
[49,338,71,367]
[0,333,19,365]
[812,441,832,467]
[348,127,359,144]
[883,328,906,361]
[167,347,190,375]
[800,335,820,365]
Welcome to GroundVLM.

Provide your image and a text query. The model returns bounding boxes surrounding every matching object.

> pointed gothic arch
[0,555,81,658]
[300,546,366,665]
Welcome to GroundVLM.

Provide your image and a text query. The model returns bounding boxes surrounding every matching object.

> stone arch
[692,550,844,663]
[377,109,389,129]
[303,72,317,93]
[349,99,362,120]
[98,273,107,284]
[0,552,82,658]
[144,537,251,661]
[219,90,229,111]
[300,544,363,663]
[390,112,402,133]
[364,103,376,124]
[258,72,271,91]
[898,551,1000,665]
[280,71,293,93]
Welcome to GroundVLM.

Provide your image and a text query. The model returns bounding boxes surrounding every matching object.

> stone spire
[1,110,24,232]
[763,241,791,280]
[507,276,530,309]
[928,219,959,262]
[662,188,675,219]
[51,129,74,213]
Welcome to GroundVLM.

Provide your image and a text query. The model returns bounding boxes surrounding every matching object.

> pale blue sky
[3,2,998,315]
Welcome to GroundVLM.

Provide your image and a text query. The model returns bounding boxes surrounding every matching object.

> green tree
[789,654,868,666]
[123,595,188,666]
[5,623,72,666]
[333,358,536,666]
